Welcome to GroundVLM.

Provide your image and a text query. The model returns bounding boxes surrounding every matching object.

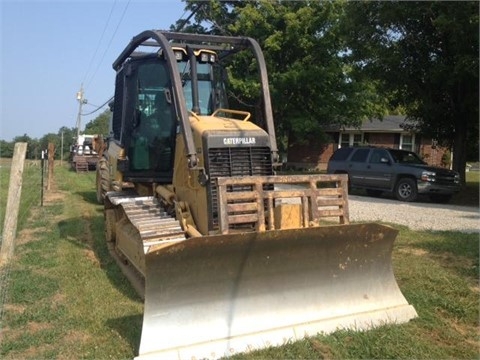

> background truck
[70,134,101,172]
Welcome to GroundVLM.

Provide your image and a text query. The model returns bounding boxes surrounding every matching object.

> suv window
[351,148,370,162]
[389,149,425,164]
[369,149,389,164]
[330,147,354,161]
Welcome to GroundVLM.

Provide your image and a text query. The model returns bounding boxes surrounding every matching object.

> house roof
[328,115,414,132]
[344,115,410,132]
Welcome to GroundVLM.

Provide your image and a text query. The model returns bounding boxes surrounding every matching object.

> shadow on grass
[106,314,143,355]
[414,231,479,280]
[75,190,102,206]
[58,215,141,303]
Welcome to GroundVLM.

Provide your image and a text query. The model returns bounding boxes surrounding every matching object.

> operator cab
[111,46,227,183]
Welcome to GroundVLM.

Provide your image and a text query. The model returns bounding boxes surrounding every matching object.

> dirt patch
[84,249,101,267]
[309,338,335,359]
[16,225,47,245]
[4,343,55,360]
[63,329,91,344]
[398,248,428,256]
[27,321,53,333]
[3,303,25,314]
[51,293,66,310]
[43,180,67,204]
[1,322,53,349]
[44,190,68,204]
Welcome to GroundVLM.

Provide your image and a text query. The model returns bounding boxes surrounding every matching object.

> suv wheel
[395,178,418,202]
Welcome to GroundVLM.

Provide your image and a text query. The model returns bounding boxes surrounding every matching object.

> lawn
[0,162,478,359]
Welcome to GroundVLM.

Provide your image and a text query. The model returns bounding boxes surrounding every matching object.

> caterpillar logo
[223,137,256,145]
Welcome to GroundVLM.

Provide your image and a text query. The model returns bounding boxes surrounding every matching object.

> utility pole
[76,84,88,138]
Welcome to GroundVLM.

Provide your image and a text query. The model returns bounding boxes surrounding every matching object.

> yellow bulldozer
[96,31,417,360]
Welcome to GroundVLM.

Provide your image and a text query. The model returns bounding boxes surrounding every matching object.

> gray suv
[327,147,460,202]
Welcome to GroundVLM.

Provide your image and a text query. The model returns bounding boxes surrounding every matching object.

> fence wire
[0,160,44,337]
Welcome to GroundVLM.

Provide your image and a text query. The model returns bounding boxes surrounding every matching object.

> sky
[0,0,189,141]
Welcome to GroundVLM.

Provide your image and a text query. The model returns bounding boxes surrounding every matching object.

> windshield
[177,61,226,115]
[389,149,425,165]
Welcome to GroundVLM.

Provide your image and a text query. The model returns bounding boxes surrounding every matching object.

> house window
[339,133,363,148]
[400,134,414,151]
[353,134,362,146]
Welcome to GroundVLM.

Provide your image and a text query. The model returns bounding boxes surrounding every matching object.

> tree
[182,0,390,153]
[39,133,60,159]
[0,140,14,158]
[0,114,109,160]
[84,109,110,136]
[12,134,40,159]
[57,126,77,160]
[343,1,479,180]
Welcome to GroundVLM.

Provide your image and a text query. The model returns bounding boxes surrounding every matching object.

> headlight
[421,171,436,182]
[200,52,209,62]
[174,50,184,61]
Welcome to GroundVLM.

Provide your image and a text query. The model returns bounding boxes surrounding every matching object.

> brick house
[286,115,450,170]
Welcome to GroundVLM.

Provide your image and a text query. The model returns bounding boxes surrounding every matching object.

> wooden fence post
[0,142,28,267]
[47,142,55,191]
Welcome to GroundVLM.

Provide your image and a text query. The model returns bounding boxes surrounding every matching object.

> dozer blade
[137,223,417,360]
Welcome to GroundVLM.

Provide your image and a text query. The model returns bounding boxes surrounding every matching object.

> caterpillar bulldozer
[96,30,417,360]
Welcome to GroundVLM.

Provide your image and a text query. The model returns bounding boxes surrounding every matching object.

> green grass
[1,163,479,359]
[0,159,43,234]
[1,164,142,359]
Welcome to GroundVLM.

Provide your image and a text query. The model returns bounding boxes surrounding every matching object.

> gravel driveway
[276,183,479,233]
[348,194,479,233]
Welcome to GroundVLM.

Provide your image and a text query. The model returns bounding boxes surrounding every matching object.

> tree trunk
[452,113,467,184]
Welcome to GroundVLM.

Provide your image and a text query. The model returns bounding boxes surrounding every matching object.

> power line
[77,0,130,128]
[81,96,113,116]
[81,0,117,86]
[85,0,131,90]
[175,2,204,32]
[84,102,101,108]
[79,1,193,124]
